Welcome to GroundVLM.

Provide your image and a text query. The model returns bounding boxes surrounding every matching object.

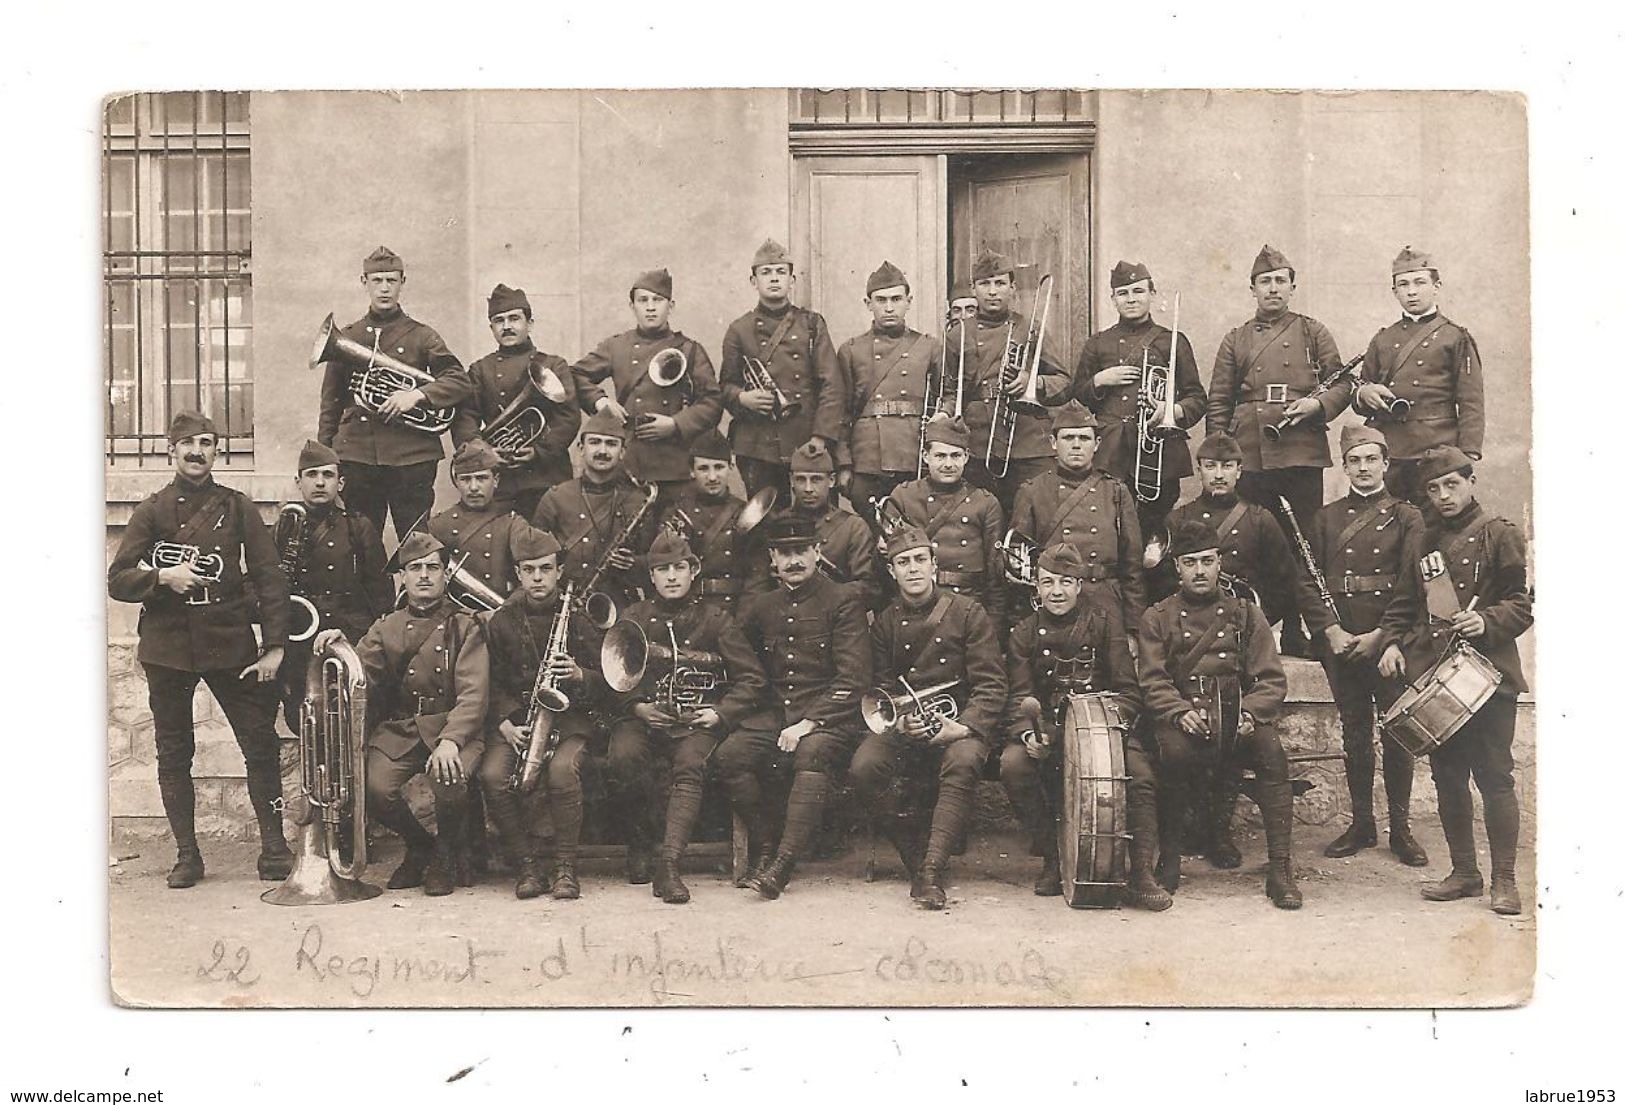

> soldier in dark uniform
[108,412,294,888]
[452,283,580,521]
[573,267,723,500]
[1207,244,1350,656]
[885,416,1007,637]
[720,239,844,501]
[946,249,1071,514]
[715,515,874,899]
[1139,521,1301,909]
[428,439,528,606]
[1353,248,1486,507]
[999,544,1166,909]
[1071,260,1207,541]
[1304,425,1429,866]
[655,430,760,612]
[532,407,660,616]
[1010,402,1146,646]
[316,246,473,542]
[850,526,1006,909]
[750,441,883,612]
[1379,446,1532,915]
[832,260,945,515]
[275,439,393,735]
[317,532,488,897]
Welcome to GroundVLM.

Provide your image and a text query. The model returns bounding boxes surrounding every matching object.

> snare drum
[1380,642,1503,758]
[1059,692,1131,909]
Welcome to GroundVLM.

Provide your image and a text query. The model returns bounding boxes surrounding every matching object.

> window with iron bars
[104,92,252,464]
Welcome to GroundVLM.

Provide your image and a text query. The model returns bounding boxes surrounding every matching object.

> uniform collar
[1056,462,1094,482]
[367,306,406,325]
[1349,484,1388,502]
[978,308,1010,326]
[636,325,674,341]
[1403,309,1439,324]
[756,301,792,320]
[1199,490,1240,508]
[898,585,938,611]
[406,596,447,617]
[171,473,216,493]
[1252,308,1292,327]
[1439,500,1483,532]
[498,338,536,356]
[871,321,907,339]
[1179,587,1221,608]
[1116,314,1155,332]
[582,470,626,494]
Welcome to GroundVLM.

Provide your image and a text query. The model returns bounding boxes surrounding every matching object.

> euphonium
[741,356,802,422]
[512,581,576,793]
[483,361,569,460]
[262,637,380,905]
[861,677,963,739]
[308,312,455,434]
[984,274,1053,478]
[273,502,321,643]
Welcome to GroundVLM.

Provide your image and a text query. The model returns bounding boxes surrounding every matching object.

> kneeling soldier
[1139,522,1301,909]
[999,544,1162,908]
[851,525,1006,909]
[320,532,488,897]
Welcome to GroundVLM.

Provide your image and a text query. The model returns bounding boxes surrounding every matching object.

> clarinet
[1277,496,1338,614]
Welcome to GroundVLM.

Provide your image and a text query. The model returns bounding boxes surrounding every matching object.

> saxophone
[511,581,576,793]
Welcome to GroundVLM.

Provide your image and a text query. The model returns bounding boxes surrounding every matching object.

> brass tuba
[309,312,455,434]
[273,502,321,643]
[861,677,962,740]
[483,360,569,460]
[262,636,380,905]
[601,620,726,719]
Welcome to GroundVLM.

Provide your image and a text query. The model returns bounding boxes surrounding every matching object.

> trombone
[985,273,1053,478]
[919,305,969,478]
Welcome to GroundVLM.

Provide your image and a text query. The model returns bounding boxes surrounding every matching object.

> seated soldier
[850,525,1007,909]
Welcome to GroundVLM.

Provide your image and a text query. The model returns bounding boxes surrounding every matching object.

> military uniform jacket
[656,486,754,600]
[452,341,580,493]
[428,503,524,601]
[108,475,292,672]
[1355,312,1485,460]
[748,505,883,611]
[832,325,945,476]
[1161,493,1319,614]
[532,472,659,600]
[485,590,610,740]
[1382,502,1532,693]
[720,304,843,464]
[943,311,1070,462]
[356,599,488,761]
[1138,592,1287,727]
[722,573,873,731]
[1207,310,1348,470]
[615,594,776,732]
[572,327,723,483]
[1301,489,1424,639]
[317,308,473,467]
[1071,317,1207,485]
[1011,466,1147,626]
[286,505,392,644]
[1006,601,1141,735]
[887,477,1007,630]
[871,589,1007,742]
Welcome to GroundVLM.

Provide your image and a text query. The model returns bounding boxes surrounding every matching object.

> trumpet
[309,312,455,434]
[741,356,802,422]
[273,502,321,643]
[601,621,726,719]
[483,360,569,460]
[511,582,575,792]
[1133,293,1187,502]
[262,636,380,906]
[861,677,962,740]
[1262,353,1366,441]
[985,274,1053,478]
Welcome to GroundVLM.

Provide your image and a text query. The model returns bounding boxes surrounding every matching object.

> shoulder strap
[1238,315,1294,376]
[1331,498,1391,557]
[697,498,745,555]
[1217,501,1249,544]
[760,312,798,364]
[1441,511,1496,564]
[1173,604,1240,685]
[855,331,925,413]
[1041,472,1104,545]
[173,486,232,545]
[923,487,975,538]
[1375,317,1450,387]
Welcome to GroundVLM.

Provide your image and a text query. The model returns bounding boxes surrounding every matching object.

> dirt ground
[108,817,1534,1010]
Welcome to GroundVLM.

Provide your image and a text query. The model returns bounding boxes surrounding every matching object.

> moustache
[182,454,207,463]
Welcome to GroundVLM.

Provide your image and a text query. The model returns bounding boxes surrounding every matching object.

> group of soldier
[108,236,1532,918]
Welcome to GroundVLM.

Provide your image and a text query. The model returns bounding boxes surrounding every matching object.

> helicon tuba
[262,636,380,906]
[309,312,455,434]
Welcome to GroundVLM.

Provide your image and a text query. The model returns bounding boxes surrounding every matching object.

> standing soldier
[1207,244,1350,656]
[316,246,473,542]
[1379,446,1533,915]
[832,260,945,515]
[655,429,760,612]
[720,239,844,501]
[850,526,1006,909]
[885,416,1007,637]
[108,412,294,888]
[573,268,723,501]
[715,515,874,900]
[1304,426,1429,866]
[317,532,488,897]
[453,283,579,521]
[1138,521,1301,910]
[1071,260,1207,541]
[1009,402,1146,645]
[1353,247,1486,507]
[998,544,1164,909]
[751,441,883,612]
[427,439,528,606]
[945,249,1071,513]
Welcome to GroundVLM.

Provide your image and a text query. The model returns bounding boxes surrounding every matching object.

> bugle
[308,312,455,434]
[861,677,962,740]
[742,356,801,422]
[483,360,569,460]
[1262,353,1366,441]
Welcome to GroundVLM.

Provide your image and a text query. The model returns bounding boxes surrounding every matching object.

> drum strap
[1440,513,1494,570]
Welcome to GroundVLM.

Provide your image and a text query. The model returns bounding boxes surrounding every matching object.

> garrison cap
[922,414,971,450]
[1417,444,1474,484]
[883,524,932,561]
[949,283,976,305]
[297,439,340,472]
[1049,401,1098,432]
[1339,423,1389,458]
[752,239,791,270]
[451,438,501,476]
[167,410,218,444]
[363,245,404,274]
[395,531,447,568]
[487,283,531,318]
[1036,542,1088,579]
[580,407,627,439]
[1110,260,1153,289]
[764,513,819,549]
[1169,520,1222,559]
[1196,433,1245,463]
[972,248,1014,282]
[647,529,698,570]
[511,524,561,564]
[632,268,673,299]
[789,439,834,474]
[689,429,733,462]
[1391,245,1437,278]
[866,260,909,296]
[1250,243,1293,280]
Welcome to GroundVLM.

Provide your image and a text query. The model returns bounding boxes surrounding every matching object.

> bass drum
[1059,691,1131,909]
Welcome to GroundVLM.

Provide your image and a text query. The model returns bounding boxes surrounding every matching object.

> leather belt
[1337,573,1392,594]
[1238,386,1305,405]
[699,578,741,596]
[937,569,986,588]
[864,400,924,418]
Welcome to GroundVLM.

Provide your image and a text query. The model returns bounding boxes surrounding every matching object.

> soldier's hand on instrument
[158,562,205,594]
[1001,366,1032,396]
[898,713,930,740]
[1095,364,1141,388]
[378,387,426,420]
[549,655,581,684]
[595,396,630,425]
[1356,383,1397,411]
[1348,630,1386,662]
[1237,711,1256,738]
[312,628,347,653]
[740,389,779,416]
[607,546,637,572]
[429,739,464,785]
[690,707,722,729]
[1324,624,1356,658]
[1281,397,1323,425]
[500,720,528,754]
[929,718,972,745]
[1450,610,1487,638]
[239,647,284,683]
[633,701,678,727]
[1177,710,1209,737]
[510,445,537,463]
[634,413,677,441]
[1378,643,1406,679]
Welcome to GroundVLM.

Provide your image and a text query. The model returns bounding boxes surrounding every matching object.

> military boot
[1387,813,1429,867]
[626,847,656,886]
[1266,858,1302,910]
[1490,873,1522,915]
[1125,868,1173,912]
[1424,778,1483,901]
[1206,771,1243,869]
[1033,853,1063,897]
[423,803,463,897]
[1124,818,1172,911]
[167,846,205,890]
[912,864,947,910]
[1323,817,1378,859]
[514,857,547,900]
[1260,776,1300,909]
[749,855,796,901]
[655,856,691,905]
[550,862,581,900]
[387,843,433,890]
[1421,869,1484,901]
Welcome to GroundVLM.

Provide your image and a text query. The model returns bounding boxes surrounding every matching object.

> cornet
[861,677,962,740]
[140,541,225,605]
[483,361,569,459]
[741,356,801,422]
[309,312,455,434]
